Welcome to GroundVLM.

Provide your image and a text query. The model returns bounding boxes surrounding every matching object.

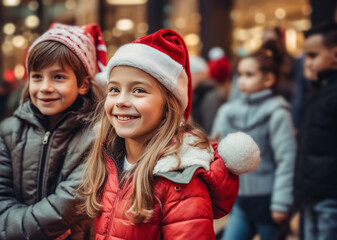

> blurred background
[0,0,336,97]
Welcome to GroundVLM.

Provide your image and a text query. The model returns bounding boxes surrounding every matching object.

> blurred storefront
[1,0,100,83]
[232,0,312,58]
[1,0,337,84]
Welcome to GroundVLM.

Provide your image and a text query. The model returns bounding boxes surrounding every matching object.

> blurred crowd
[191,24,337,240]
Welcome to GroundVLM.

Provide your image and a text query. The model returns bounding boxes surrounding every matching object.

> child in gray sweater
[212,40,296,240]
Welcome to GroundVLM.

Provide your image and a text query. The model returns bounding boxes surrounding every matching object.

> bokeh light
[3,23,16,35]
[275,8,286,20]
[25,15,40,28]
[3,0,20,7]
[116,19,134,31]
[14,64,25,79]
[28,0,39,11]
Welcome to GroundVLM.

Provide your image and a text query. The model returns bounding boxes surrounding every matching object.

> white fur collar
[153,133,214,174]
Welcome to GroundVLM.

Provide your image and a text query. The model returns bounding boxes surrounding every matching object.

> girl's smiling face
[105,66,166,143]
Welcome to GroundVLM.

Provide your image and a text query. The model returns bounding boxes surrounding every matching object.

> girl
[212,41,296,240]
[79,29,260,240]
[0,23,106,239]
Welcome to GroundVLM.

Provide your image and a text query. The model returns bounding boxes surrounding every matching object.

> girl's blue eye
[109,87,119,93]
[134,88,145,93]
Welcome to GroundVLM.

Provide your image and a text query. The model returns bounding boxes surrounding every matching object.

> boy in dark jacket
[0,23,106,240]
[294,23,337,240]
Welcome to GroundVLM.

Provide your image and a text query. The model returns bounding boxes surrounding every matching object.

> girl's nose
[115,92,131,108]
[40,77,55,93]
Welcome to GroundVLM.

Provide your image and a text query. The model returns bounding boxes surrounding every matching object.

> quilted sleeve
[0,134,28,239]
[269,108,296,212]
[0,141,88,240]
[198,143,239,219]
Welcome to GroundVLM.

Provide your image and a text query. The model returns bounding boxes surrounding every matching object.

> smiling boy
[294,23,337,240]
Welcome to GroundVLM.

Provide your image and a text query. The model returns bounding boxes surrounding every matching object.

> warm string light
[3,0,20,7]
[3,23,16,35]
[106,0,147,5]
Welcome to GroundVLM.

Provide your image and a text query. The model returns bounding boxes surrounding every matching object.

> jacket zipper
[38,131,51,200]
[37,112,72,200]
[42,131,51,144]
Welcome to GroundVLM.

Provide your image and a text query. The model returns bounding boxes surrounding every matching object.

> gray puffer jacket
[212,90,296,213]
[0,97,94,240]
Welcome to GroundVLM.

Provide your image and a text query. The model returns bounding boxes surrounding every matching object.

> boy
[294,23,337,240]
[0,23,106,239]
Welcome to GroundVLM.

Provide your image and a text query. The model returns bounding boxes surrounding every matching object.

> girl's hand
[271,210,289,224]
[54,229,71,240]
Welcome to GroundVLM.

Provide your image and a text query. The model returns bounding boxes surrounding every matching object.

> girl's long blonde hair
[78,82,211,224]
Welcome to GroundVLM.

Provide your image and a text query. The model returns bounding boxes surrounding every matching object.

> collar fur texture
[153,133,214,174]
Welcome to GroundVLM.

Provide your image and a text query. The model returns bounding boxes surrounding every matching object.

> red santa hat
[106,29,192,121]
[27,23,107,82]
[208,47,232,84]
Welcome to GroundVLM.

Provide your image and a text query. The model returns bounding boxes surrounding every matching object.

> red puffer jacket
[95,133,239,240]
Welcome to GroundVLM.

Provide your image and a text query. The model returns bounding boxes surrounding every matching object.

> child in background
[189,55,225,135]
[207,47,232,100]
[212,41,296,240]
[294,23,337,240]
[0,23,106,239]
[79,29,260,240]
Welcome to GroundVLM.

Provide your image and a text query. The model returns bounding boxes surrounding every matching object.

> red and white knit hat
[106,29,192,121]
[27,23,107,81]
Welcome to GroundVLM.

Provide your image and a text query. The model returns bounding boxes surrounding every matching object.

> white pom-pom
[218,132,260,175]
[208,47,225,60]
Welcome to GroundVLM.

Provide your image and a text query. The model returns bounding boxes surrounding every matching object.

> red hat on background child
[208,47,232,84]
[27,23,107,83]
[106,29,192,121]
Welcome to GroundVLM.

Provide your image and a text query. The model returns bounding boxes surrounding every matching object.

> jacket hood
[227,90,290,130]
[154,131,260,183]
[103,133,215,184]
[153,133,214,174]
[103,132,259,184]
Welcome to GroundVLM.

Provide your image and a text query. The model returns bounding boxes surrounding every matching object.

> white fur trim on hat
[106,43,189,111]
[218,132,260,175]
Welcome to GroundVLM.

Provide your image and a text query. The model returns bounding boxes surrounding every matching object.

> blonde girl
[0,23,106,239]
[79,29,259,240]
